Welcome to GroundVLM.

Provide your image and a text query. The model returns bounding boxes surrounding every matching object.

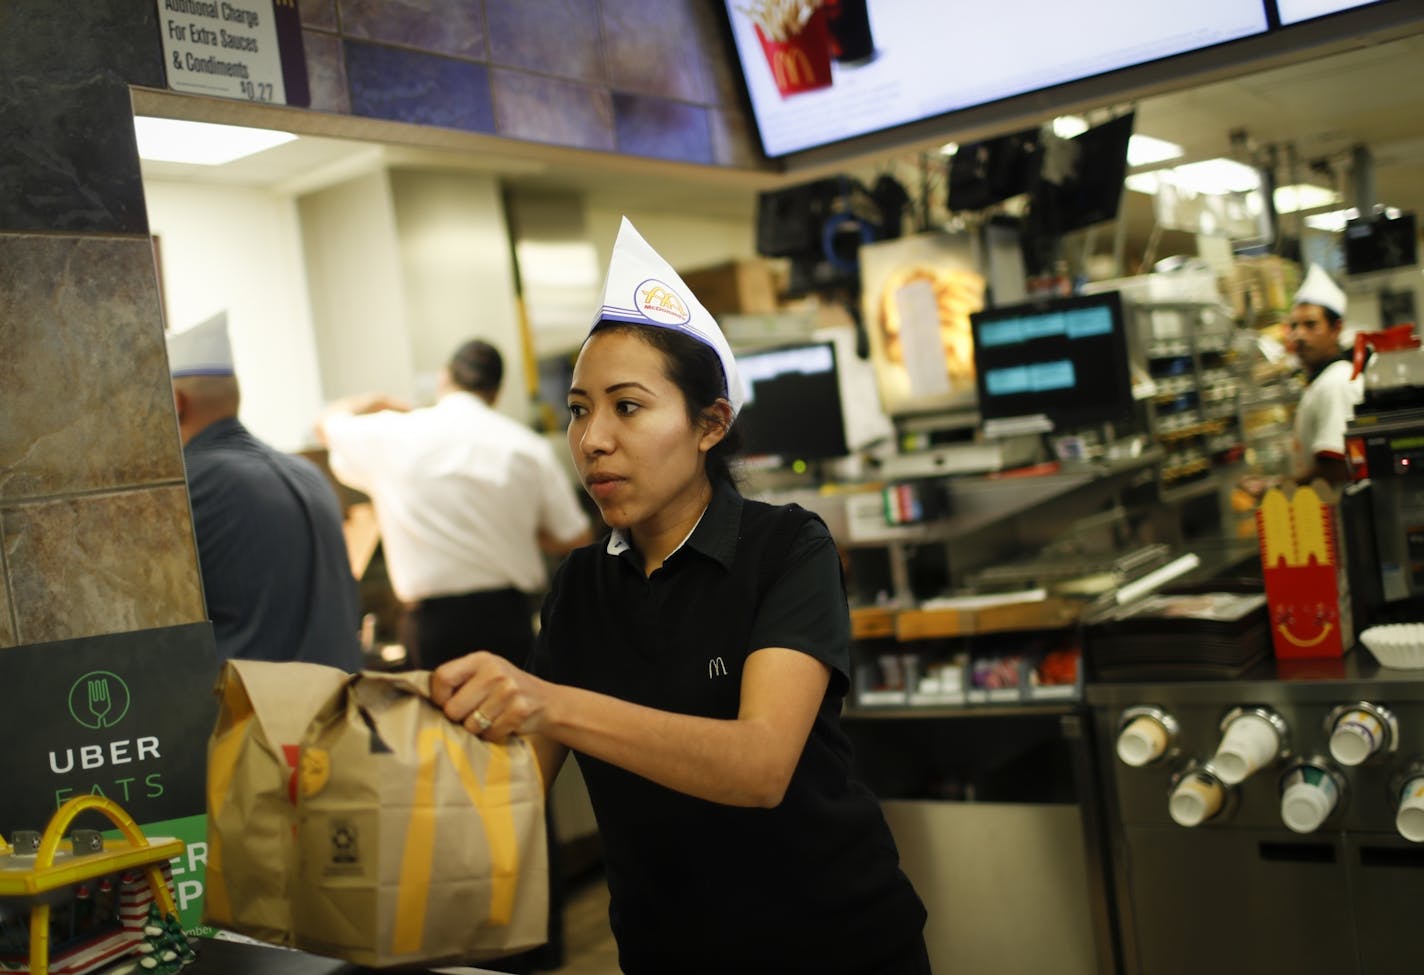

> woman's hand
[430,651,548,742]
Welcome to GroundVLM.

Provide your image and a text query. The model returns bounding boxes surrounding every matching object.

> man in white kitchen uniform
[1287,264,1363,487]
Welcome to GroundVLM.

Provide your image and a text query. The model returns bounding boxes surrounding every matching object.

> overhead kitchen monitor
[735,340,850,463]
[1029,112,1136,235]
[946,127,1043,213]
[1344,211,1418,275]
[970,291,1135,437]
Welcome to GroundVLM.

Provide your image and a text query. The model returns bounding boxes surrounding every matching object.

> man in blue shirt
[169,313,361,670]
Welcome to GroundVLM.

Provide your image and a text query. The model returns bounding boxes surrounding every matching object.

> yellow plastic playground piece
[0,795,184,975]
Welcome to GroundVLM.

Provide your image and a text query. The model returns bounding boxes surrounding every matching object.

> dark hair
[1297,303,1343,330]
[448,340,503,395]
[590,322,743,485]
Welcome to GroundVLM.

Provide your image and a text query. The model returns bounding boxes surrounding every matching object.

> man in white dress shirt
[320,339,592,671]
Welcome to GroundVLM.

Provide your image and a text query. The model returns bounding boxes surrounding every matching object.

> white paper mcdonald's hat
[167,311,235,377]
[591,217,745,416]
[1293,264,1347,318]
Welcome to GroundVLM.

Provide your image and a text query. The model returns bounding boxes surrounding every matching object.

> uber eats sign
[0,623,220,930]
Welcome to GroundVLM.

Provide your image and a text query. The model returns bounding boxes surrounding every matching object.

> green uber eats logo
[68,670,133,729]
[58,669,209,930]
[53,669,164,809]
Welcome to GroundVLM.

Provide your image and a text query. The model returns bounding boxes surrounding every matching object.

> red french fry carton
[755,7,833,97]
[1255,482,1355,659]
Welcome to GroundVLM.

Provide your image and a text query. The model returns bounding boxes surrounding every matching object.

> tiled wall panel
[2,487,205,646]
[613,93,713,164]
[345,40,496,134]
[302,29,354,115]
[293,0,758,167]
[0,79,151,235]
[0,1,164,234]
[0,235,185,502]
[339,0,487,60]
[491,69,615,152]
[299,0,340,32]
[487,0,606,84]
[0,568,15,649]
[601,0,711,104]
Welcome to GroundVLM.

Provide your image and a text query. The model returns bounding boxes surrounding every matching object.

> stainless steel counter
[1087,647,1424,975]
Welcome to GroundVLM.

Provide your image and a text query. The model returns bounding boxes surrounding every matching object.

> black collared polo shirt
[532,480,925,974]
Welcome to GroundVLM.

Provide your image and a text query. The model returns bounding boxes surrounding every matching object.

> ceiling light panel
[133,116,296,166]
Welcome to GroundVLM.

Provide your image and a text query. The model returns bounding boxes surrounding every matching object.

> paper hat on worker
[1293,264,1347,317]
[591,217,745,416]
[167,311,235,377]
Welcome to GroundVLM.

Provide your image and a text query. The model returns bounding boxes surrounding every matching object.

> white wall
[143,173,761,449]
[389,170,527,423]
[298,171,413,408]
[144,180,325,451]
[584,202,758,275]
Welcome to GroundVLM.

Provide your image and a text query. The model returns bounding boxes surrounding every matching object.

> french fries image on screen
[740,0,833,96]
[737,0,822,42]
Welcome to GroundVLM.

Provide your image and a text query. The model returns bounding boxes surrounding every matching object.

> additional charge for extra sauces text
[165,1,267,94]
[167,20,261,53]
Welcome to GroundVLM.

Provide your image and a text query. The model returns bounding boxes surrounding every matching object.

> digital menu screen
[735,341,849,461]
[1275,0,1386,25]
[724,0,1270,158]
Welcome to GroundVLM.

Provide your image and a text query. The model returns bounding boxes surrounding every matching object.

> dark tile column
[0,1,205,647]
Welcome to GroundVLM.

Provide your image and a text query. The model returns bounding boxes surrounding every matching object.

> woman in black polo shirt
[432,219,928,974]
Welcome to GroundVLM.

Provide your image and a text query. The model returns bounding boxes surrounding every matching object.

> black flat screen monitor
[970,292,1134,434]
[735,341,849,462]
[1030,112,1135,235]
[947,128,1042,213]
[1344,212,1418,275]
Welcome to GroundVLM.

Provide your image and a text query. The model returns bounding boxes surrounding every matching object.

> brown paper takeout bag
[204,658,352,945]
[290,669,548,967]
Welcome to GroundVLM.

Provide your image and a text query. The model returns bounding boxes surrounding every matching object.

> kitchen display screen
[736,341,850,461]
[970,292,1133,431]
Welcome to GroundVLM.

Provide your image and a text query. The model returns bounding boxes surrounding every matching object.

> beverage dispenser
[1092,680,1424,974]
[1343,321,1424,609]
[1352,323,1424,413]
